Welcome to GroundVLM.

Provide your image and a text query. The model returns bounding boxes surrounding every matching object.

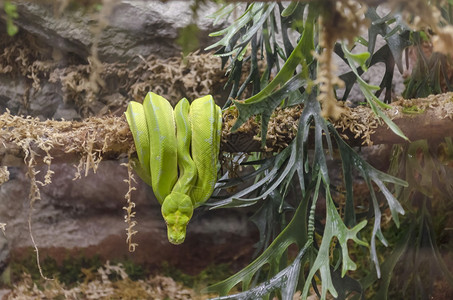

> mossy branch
[1,92,453,167]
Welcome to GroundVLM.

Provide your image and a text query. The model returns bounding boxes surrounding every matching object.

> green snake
[125,92,222,244]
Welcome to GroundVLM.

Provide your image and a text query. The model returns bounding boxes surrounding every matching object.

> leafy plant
[3,1,18,36]
[203,1,453,299]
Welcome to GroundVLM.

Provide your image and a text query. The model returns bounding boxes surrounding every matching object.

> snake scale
[125,92,222,244]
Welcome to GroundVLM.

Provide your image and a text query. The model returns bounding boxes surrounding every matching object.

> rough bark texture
[1,92,452,168]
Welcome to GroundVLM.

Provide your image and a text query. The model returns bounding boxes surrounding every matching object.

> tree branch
[1,93,452,167]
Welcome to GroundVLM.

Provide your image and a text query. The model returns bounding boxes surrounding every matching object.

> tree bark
[1,92,452,167]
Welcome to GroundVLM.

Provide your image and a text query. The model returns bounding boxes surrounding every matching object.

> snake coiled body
[125,92,222,244]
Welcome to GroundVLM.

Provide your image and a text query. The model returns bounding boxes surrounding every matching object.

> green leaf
[341,42,409,142]
[208,241,312,300]
[347,50,371,71]
[177,24,200,57]
[210,144,293,209]
[208,3,236,26]
[301,178,368,300]
[357,225,413,300]
[281,1,299,17]
[238,6,315,105]
[226,6,316,149]
[4,1,18,18]
[233,72,307,147]
[361,85,409,141]
[249,190,288,256]
[6,20,18,36]
[204,4,421,300]
[208,93,333,299]
[206,189,311,296]
[4,1,19,36]
[365,8,411,73]
[330,124,407,277]
[206,3,271,49]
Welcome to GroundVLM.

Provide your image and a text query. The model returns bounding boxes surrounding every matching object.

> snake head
[161,192,194,245]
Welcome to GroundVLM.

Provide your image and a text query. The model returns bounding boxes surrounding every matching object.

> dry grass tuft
[6,261,201,300]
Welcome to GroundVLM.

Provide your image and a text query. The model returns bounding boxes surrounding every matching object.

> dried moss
[0,110,134,254]
[221,104,303,153]
[335,92,453,145]
[0,166,9,185]
[46,51,228,117]
[2,93,452,165]
[6,255,218,300]
[7,261,199,300]
[0,29,228,117]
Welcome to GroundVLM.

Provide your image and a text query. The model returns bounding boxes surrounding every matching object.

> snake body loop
[173,98,197,195]
[189,95,222,206]
[125,92,222,244]
[124,101,151,187]
[143,92,178,204]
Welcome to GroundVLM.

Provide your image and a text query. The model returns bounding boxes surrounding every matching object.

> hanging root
[22,140,54,281]
[28,209,53,281]
[72,131,103,180]
[315,0,368,120]
[122,150,139,252]
[315,15,346,121]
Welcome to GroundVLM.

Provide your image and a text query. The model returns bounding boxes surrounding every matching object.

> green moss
[112,258,148,281]
[160,261,233,290]
[10,248,43,283]
[60,254,103,285]
[8,249,155,290]
[402,105,425,114]
[9,248,103,286]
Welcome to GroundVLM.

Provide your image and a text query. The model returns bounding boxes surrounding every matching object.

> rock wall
[0,0,256,275]
[0,0,231,119]
[13,0,222,64]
